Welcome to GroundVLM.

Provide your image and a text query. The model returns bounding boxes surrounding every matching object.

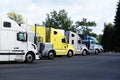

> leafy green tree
[43,9,74,31]
[7,12,24,24]
[101,23,114,52]
[75,18,96,34]
[113,0,120,52]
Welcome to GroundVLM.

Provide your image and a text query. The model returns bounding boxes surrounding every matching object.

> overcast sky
[0,0,118,34]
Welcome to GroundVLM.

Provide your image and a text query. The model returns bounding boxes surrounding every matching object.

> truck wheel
[48,51,54,60]
[82,50,87,56]
[25,53,34,63]
[67,51,73,57]
[95,49,99,55]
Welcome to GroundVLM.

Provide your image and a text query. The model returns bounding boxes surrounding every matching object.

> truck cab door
[10,32,27,60]
[89,41,95,52]
[61,38,68,55]
[17,32,27,52]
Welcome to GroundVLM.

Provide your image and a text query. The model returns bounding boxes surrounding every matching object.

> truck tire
[82,50,87,56]
[95,49,99,55]
[48,51,54,60]
[67,51,73,57]
[25,53,34,63]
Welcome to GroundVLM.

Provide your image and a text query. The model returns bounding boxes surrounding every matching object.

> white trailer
[65,31,88,56]
[0,18,39,63]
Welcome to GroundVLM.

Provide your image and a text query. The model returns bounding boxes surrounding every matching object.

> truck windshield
[62,38,67,43]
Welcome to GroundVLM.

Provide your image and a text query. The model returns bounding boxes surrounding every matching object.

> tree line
[7,10,97,37]
[101,0,120,52]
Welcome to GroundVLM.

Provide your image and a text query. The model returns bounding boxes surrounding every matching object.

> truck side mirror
[62,38,66,43]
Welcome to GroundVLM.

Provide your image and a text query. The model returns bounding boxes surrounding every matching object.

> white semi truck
[0,18,39,63]
[65,31,88,56]
[79,35,104,54]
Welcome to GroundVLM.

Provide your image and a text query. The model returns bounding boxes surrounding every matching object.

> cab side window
[62,38,66,43]
[71,34,75,37]
[54,31,58,35]
[3,22,11,28]
[91,41,95,44]
[17,32,27,42]
[72,40,74,44]
[78,40,81,44]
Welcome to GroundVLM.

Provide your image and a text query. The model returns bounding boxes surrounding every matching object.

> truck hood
[28,42,38,52]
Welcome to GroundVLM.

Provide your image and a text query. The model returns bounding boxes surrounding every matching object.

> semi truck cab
[65,31,88,56]
[31,27,75,58]
[0,18,39,63]
[82,36,104,54]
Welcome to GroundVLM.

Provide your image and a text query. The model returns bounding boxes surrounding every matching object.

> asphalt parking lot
[0,53,120,80]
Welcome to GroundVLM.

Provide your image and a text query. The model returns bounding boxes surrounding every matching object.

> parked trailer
[30,26,55,59]
[0,18,39,63]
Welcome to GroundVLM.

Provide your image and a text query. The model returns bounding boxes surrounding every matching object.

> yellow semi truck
[31,26,75,58]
